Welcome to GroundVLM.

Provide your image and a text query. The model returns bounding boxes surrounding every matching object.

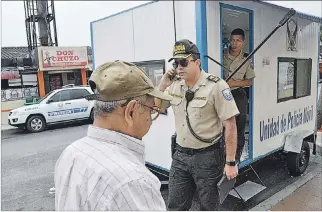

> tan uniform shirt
[223,50,255,86]
[165,71,240,149]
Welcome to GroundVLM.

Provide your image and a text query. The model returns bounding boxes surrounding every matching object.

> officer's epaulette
[243,52,249,58]
[206,75,221,83]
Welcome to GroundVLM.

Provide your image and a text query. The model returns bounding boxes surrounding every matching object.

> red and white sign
[1,69,20,80]
[41,47,88,69]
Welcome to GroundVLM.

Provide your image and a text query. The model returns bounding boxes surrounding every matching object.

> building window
[132,59,167,114]
[86,70,92,83]
[277,57,312,103]
[67,72,75,80]
[132,60,165,86]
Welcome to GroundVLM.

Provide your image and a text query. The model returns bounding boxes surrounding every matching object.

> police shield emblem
[222,88,233,101]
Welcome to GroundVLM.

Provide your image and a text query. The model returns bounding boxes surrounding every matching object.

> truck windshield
[37,91,54,103]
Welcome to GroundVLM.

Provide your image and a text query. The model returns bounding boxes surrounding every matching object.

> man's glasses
[121,99,161,121]
[140,103,160,121]
[172,59,196,69]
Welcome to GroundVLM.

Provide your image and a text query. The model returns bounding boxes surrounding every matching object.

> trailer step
[229,180,266,202]
[160,180,169,185]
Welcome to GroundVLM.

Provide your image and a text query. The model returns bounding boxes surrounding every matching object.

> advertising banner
[40,47,88,70]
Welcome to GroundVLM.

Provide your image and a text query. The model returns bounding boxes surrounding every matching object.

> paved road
[1,123,322,211]
[1,123,88,211]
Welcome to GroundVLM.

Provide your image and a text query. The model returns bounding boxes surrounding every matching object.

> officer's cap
[168,39,200,62]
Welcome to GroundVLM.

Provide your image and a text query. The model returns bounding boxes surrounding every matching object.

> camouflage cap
[168,39,200,62]
[85,60,172,102]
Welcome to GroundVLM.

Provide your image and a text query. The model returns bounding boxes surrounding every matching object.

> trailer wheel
[286,140,310,176]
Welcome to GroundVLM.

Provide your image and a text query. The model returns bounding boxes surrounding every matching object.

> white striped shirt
[54,125,166,211]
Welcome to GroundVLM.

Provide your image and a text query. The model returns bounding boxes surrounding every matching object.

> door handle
[65,102,71,105]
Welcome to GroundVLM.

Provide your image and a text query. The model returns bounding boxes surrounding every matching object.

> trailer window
[132,60,166,86]
[277,57,312,103]
[277,58,295,102]
[132,59,167,115]
[295,59,312,98]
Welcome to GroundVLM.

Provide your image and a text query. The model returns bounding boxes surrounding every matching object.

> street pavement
[270,172,322,211]
[1,123,88,211]
[1,122,322,211]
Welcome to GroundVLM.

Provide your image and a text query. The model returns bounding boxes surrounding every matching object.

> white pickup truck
[8,85,95,133]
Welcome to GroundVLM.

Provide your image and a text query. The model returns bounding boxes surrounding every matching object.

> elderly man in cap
[54,61,172,211]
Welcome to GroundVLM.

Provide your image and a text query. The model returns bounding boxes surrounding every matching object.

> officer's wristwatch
[225,161,237,166]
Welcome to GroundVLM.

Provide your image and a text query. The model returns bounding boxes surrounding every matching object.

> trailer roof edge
[258,0,322,23]
[90,0,321,25]
[90,1,158,25]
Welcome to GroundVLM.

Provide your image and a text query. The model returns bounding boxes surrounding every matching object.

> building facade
[1,46,92,102]
[35,46,92,97]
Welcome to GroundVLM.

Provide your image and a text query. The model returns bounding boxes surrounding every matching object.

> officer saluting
[156,39,239,211]
[223,28,256,162]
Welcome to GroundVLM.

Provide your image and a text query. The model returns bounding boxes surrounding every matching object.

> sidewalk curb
[1,125,17,131]
[1,109,13,112]
[249,164,322,211]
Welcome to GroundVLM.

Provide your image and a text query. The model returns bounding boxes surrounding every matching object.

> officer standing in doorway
[156,39,239,211]
[223,28,256,162]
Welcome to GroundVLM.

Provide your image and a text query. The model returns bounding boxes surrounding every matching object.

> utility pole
[24,0,58,52]
[23,0,59,98]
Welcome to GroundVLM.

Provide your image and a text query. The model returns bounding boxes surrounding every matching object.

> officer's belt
[176,139,221,155]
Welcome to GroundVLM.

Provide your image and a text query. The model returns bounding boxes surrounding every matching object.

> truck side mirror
[47,99,53,104]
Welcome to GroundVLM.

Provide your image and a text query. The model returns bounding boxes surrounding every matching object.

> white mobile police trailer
[90,0,321,200]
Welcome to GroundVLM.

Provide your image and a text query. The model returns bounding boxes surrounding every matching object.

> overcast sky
[1,1,321,47]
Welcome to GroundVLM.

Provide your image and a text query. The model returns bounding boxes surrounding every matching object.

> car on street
[8,84,95,133]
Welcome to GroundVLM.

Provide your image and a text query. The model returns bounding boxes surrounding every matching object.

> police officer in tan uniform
[223,28,255,162]
[156,39,239,211]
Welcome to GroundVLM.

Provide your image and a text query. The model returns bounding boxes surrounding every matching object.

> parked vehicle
[8,84,94,133]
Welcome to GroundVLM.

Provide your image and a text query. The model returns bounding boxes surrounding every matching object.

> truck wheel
[286,140,310,176]
[26,115,46,133]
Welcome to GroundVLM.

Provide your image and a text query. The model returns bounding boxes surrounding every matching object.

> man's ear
[124,100,137,126]
[196,59,201,67]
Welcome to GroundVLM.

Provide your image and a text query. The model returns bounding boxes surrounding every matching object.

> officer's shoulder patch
[207,75,221,83]
[221,88,233,101]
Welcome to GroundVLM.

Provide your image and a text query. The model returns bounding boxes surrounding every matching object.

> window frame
[277,57,312,103]
[70,88,91,100]
[50,90,72,103]
[132,59,167,115]
[294,58,312,99]
[132,59,166,87]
